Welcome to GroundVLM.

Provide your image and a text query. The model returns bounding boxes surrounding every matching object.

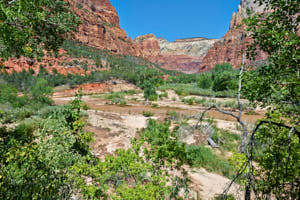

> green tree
[0,0,80,59]
[0,94,92,199]
[31,78,53,105]
[197,72,212,89]
[236,0,300,199]
[0,83,18,106]
[212,71,238,92]
[211,63,235,74]
[211,64,239,92]
[143,79,158,102]
[244,0,299,115]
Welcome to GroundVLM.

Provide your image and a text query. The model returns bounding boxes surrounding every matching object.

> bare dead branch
[222,161,248,199]
[8,0,18,5]
[195,55,249,153]
[249,120,299,138]
[221,120,299,199]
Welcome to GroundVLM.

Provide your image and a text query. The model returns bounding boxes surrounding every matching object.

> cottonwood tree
[220,0,299,199]
[0,0,80,60]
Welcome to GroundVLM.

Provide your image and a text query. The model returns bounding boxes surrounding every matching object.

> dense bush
[197,72,212,89]
[142,111,154,117]
[143,79,158,101]
[107,92,127,105]
[212,71,238,92]
[168,73,198,84]
[0,94,92,199]
[196,63,239,92]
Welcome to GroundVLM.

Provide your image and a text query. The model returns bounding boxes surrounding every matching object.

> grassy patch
[160,83,237,98]
[186,145,237,178]
[211,129,241,152]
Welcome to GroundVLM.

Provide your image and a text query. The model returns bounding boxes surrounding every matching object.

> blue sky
[110,0,240,41]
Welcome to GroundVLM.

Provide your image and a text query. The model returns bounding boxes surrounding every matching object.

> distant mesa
[134,34,218,73]
[174,37,213,43]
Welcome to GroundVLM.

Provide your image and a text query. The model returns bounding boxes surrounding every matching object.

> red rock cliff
[3,0,142,73]
[68,0,141,56]
[199,0,268,72]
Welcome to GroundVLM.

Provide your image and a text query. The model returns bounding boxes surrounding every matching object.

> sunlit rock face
[159,37,218,58]
[134,35,218,73]
[68,0,141,56]
[199,0,267,72]
[230,0,265,29]
[3,0,143,73]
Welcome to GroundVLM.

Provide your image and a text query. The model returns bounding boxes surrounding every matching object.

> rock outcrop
[134,35,218,73]
[159,37,218,58]
[68,0,141,56]
[199,0,268,72]
[3,0,142,73]
[134,34,161,57]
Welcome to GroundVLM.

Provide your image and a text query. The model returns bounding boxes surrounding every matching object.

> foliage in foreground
[230,0,300,199]
[0,0,80,59]
[0,90,192,199]
[0,85,238,199]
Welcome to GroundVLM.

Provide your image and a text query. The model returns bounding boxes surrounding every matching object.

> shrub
[159,92,168,99]
[148,94,158,101]
[174,88,188,96]
[143,80,158,101]
[142,111,154,117]
[212,71,238,92]
[166,111,179,120]
[0,84,19,107]
[107,92,127,105]
[82,104,90,110]
[30,78,53,105]
[111,97,126,105]
[151,103,159,108]
[182,97,195,105]
[195,97,207,105]
[197,72,213,89]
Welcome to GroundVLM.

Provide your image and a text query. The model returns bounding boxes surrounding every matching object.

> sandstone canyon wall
[3,0,142,73]
[134,34,218,73]
[69,0,141,56]
[3,0,269,74]
[199,0,268,72]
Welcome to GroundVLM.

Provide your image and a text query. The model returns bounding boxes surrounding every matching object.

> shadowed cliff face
[199,0,268,72]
